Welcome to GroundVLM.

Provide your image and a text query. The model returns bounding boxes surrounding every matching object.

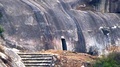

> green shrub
[0,12,4,40]
[0,25,4,34]
[93,52,120,67]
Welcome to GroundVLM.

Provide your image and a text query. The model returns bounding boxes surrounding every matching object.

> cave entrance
[61,36,67,50]
[100,27,110,36]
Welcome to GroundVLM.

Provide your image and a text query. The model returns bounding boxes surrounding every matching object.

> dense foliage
[93,52,120,67]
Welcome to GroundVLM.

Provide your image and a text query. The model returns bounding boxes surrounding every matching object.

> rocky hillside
[0,0,119,55]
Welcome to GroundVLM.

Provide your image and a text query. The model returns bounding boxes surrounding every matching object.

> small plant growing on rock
[0,13,4,39]
[0,25,4,34]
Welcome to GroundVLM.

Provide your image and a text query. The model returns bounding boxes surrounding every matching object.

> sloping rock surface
[0,0,119,54]
[0,45,25,67]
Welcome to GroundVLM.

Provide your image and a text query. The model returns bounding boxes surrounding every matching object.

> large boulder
[0,45,25,67]
[0,0,119,54]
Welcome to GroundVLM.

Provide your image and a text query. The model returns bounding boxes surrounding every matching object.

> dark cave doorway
[61,36,67,50]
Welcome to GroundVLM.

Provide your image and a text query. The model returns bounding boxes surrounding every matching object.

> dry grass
[39,50,97,67]
[107,46,120,53]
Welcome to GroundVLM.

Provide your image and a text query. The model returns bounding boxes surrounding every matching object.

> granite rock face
[0,0,120,54]
[0,45,25,67]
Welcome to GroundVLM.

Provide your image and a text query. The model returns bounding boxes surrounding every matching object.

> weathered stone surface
[76,0,120,13]
[0,0,119,54]
[0,59,7,67]
[0,45,25,67]
[4,48,25,67]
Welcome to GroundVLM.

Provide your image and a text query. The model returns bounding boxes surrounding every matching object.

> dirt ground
[39,50,97,67]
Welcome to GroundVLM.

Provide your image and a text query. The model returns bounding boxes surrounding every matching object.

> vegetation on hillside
[93,52,120,67]
[0,25,4,34]
[0,12,4,39]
